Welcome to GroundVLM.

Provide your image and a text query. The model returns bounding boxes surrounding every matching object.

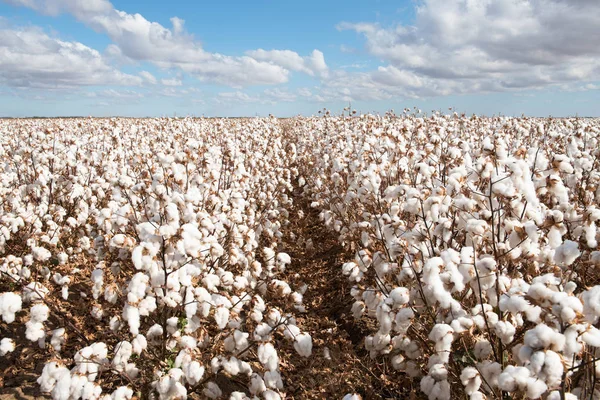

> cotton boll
[183,361,204,386]
[342,394,362,400]
[229,392,250,400]
[582,286,600,323]
[112,341,133,371]
[257,343,279,371]
[132,335,147,355]
[473,339,493,360]
[387,287,410,308]
[525,377,548,398]
[249,373,266,395]
[50,328,66,352]
[203,382,222,399]
[0,338,15,355]
[554,240,581,267]
[264,370,283,390]
[110,386,133,400]
[460,367,481,395]
[25,320,45,342]
[32,246,52,262]
[293,333,312,357]
[262,390,281,400]
[0,292,22,323]
[214,306,230,330]
[122,304,140,335]
[495,321,516,344]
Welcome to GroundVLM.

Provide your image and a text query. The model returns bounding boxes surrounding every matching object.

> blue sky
[1,0,599,117]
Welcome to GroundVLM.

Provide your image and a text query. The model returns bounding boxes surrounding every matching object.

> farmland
[1,114,600,399]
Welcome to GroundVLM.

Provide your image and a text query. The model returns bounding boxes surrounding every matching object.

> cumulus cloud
[139,71,157,84]
[246,49,329,78]
[161,78,182,87]
[0,25,142,88]
[4,0,326,87]
[263,88,297,102]
[336,0,600,98]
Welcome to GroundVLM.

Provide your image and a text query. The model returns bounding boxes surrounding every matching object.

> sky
[0,0,599,117]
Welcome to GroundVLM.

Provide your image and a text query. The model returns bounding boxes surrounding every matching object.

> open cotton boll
[554,240,581,267]
[263,390,281,400]
[214,306,230,330]
[582,286,600,323]
[183,361,204,386]
[293,333,312,357]
[0,338,15,355]
[460,367,481,395]
[258,343,279,371]
[203,382,222,399]
[0,292,22,323]
[32,246,52,262]
[132,335,147,355]
[112,341,133,371]
[50,328,66,352]
[109,386,133,400]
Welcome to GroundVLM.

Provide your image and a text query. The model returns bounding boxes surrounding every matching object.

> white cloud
[217,91,260,104]
[139,70,157,84]
[0,25,142,88]
[246,49,329,78]
[263,88,296,102]
[336,0,600,96]
[4,0,325,87]
[161,78,182,86]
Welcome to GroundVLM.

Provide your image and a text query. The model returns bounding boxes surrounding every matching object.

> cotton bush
[1,114,599,399]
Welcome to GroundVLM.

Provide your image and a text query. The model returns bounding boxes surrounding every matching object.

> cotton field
[0,114,599,400]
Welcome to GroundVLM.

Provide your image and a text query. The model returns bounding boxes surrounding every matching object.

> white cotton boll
[283,324,301,341]
[203,382,222,399]
[30,303,49,322]
[474,339,493,360]
[214,307,230,330]
[582,286,600,323]
[495,321,516,344]
[294,333,312,357]
[179,335,197,350]
[0,292,22,323]
[258,343,279,371]
[50,328,66,352]
[229,392,250,400]
[342,395,362,400]
[25,320,45,342]
[112,341,133,371]
[263,390,281,400]
[110,386,133,400]
[524,324,565,351]
[526,377,548,399]
[82,381,102,400]
[387,287,410,308]
[132,335,147,355]
[554,240,580,267]
[109,316,121,332]
[51,369,72,400]
[460,367,481,395]
[123,304,140,335]
[548,226,563,249]
[32,246,52,262]
[249,373,266,395]
[264,370,283,390]
[183,361,204,385]
[254,323,273,341]
[0,338,15,355]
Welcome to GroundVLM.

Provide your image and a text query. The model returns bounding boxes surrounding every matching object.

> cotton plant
[0,117,313,399]
[292,114,600,399]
